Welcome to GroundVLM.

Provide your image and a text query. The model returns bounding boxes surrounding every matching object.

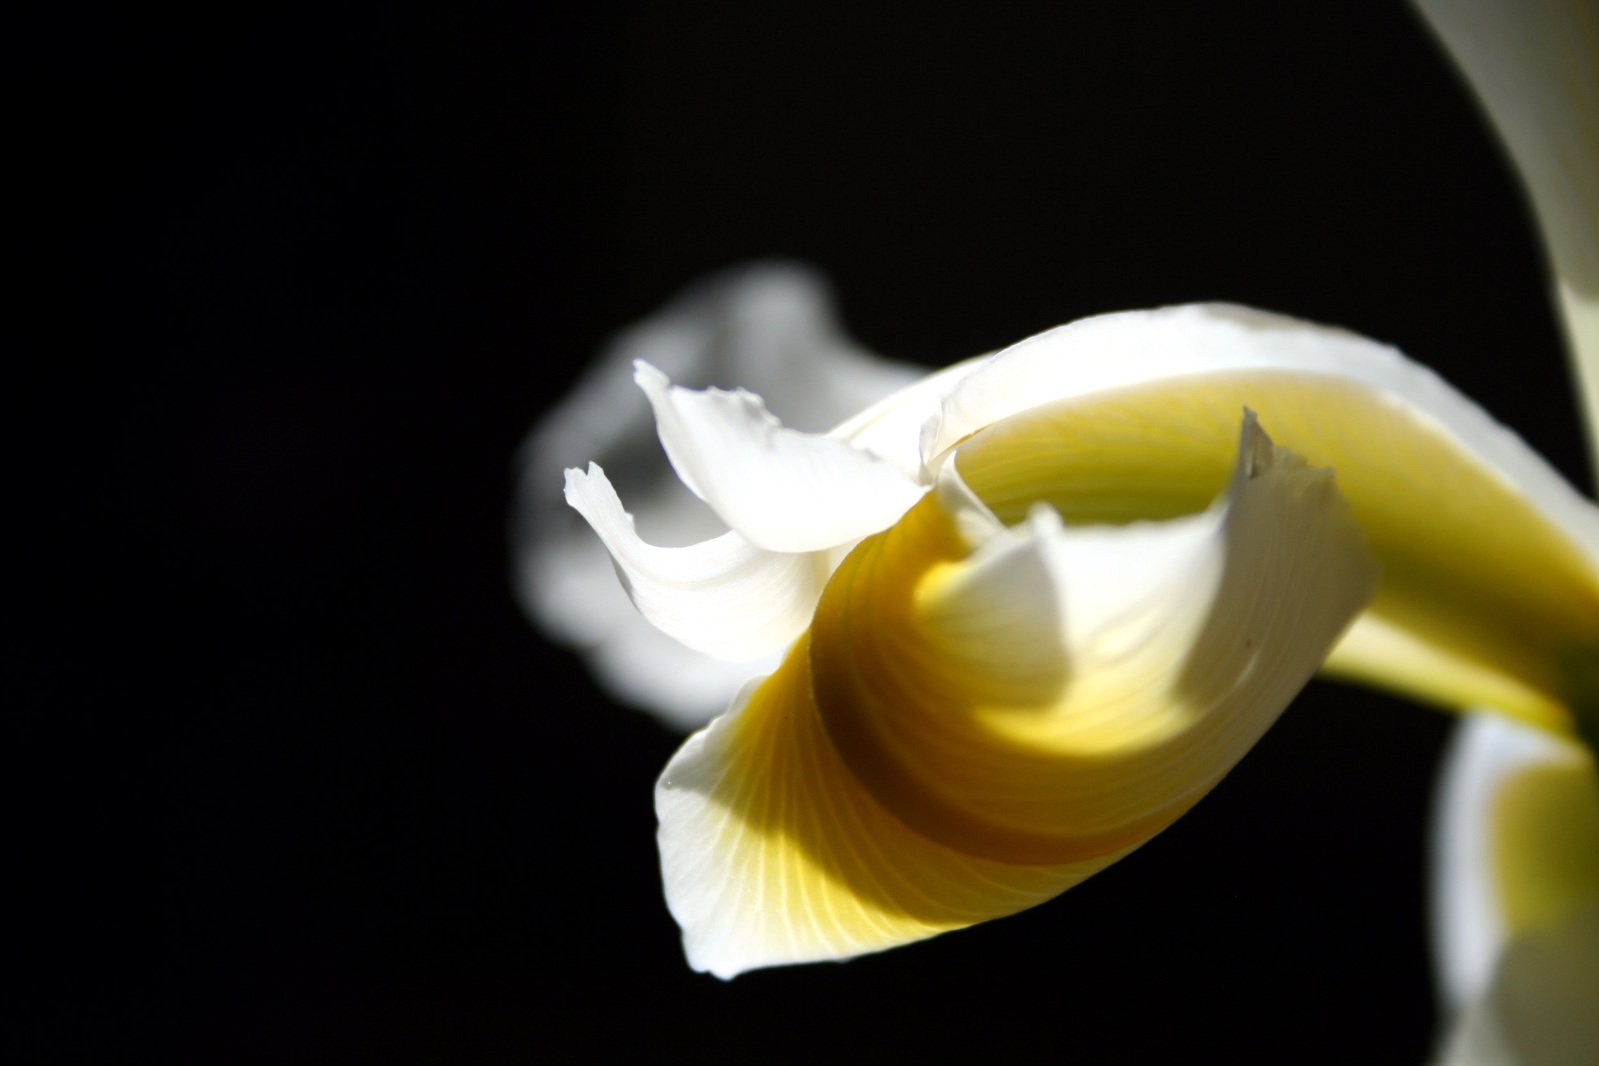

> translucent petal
[657,415,1375,976]
[515,263,923,724]
[1435,904,1599,1066]
[1432,715,1599,1013]
[1432,715,1599,1064]
[526,501,778,730]
[1416,0,1599,459]
[832,356,990,479]
[635,363,928,553]
[929,305,1599,731]
[564,464,830,662]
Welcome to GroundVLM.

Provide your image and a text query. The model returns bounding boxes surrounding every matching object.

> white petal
[857,413,1380,862]
[526,489,782,728]
[513,262,922,726]
[587,626,780,733]
[833,355,991,479]
[636,363,928,553]
[922,304,1599,732]
[930,460,1007,550]
[1432,713,1599,1015]
[926,306,1599,572]
[914,488,1226,709]
[564,463,829,662]
[1434,902,1599,1066]
[1415,0,1599,455]
[1432,715,1558,1014]
[655,646,1125,981]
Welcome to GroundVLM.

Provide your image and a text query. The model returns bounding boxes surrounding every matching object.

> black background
[28,1,1589,1062]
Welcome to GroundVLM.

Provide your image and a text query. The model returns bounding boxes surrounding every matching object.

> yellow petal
[950,370,1599,732]
[1433,716,1599,1063]
[656,415,1374,976]
[655,642,1111,978]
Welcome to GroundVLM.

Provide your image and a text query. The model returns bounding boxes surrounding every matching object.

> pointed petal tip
[562,463,825,662]
[632,359,669,391]
[634,363,927,553]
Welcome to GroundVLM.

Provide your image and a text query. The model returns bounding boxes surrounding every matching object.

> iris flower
[515,0,1597,1057]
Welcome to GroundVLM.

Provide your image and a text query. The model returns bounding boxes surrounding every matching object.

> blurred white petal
[514,262,924,725]
[1415,0,1599,456]
[634,363,927,553]
[1432,715,1599,1064]
[563,463,831,662]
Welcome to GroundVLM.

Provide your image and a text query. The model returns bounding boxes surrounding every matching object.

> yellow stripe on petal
[657,415,1375,976]
[814,415,1375,866]
[950,371,1599,732]
[656,641,1115,979]
[1493,743,1599,939]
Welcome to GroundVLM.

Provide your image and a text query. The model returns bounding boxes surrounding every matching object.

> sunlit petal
[517,263,922,724]
[656,650,1115,979]
[635,363,928,553]
[831,357,991,480]
[564,463,830,662]
[926,304,1599,732]
[657,415,1375,976]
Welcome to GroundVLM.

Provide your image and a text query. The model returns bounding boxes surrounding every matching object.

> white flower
[521,277,1599,978]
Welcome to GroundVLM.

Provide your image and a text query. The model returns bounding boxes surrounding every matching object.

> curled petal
[656,415,1375,976]
[817,414,1378,865]
[1415,0,1599,456]
[1432,714,1599,1062]
[528,497,779,729]
[656,650,1115,979]
[515,263,923,724]
[832,357,991,480]
[927,304,1599,731]
[635,363,928,553]
[563,463,831,662]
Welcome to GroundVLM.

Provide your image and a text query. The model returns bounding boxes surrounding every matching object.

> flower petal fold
[635,363,929,553]
[1432,714,1599,1063]
[656,648,1114,979]
[515,262,923,725]
[926,304,1599,731]
[656,414,1375,976]
[563,463,829,662]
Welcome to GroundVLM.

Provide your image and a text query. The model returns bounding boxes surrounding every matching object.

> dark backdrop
[31,1,1586,1062]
